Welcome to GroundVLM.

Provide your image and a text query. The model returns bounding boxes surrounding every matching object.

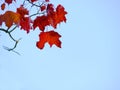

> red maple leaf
[17,5,29,17]
[36,30,61,49]
[33,15,49,31]
[20,17,32,33]
[46,4,67,28]
[17,6,32,33]
[47,4,54,15]
[33,4,54,31]
[33,4,67,31]
[56,4,67,23]
[47,4,67,28]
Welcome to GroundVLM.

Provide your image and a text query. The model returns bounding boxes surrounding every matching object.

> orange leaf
[0,11,20,28]
[36,31,61,49]
[1,3,5,10]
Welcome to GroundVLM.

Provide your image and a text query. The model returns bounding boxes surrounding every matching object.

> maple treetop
[0,0,67,51]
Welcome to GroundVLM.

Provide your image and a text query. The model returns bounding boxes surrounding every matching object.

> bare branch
[9,25,18,33]
[0,28,7,33]
[3,46,21,55]
[29,11,45,17]
[0,26,21,54]
[26,0,45,7]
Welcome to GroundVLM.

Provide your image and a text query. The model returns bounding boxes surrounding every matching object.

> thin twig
[3,46,21,55]
[29,12,45,17]
[0,27,21,54]
[8,38,22,51]
[26,0,45,7]
[8,33,16,41]
[0,28,7,33]
[9,25,18,33]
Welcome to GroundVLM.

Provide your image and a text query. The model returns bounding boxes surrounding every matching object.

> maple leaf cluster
[33,4,67,31]
[0,0,67,50]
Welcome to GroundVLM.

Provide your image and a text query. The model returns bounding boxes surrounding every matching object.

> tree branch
[0,26,21,55]
[26,0,44,7]
[0,28,7,33]
[9,25,18,33]
[29,11,45,17]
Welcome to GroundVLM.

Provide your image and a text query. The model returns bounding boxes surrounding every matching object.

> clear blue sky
[0,0,120,90]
